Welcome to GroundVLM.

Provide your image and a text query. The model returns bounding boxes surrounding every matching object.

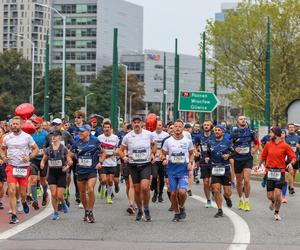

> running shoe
[136,209,143,221]
[37,187,43,198]
[114,184,120,193]
[274,213,281,221]
[290,188,295,195]
[65,198,70,208]
[144,209,152,222]
[22,202,30,214]
[152,191,158,203]
[107,197,113,204]
[179,207,186,220]
[244,201,251,211]
[87,211,95,223]
[17,200,23,213]
[158,193,163,203]
[282,196,287,203]
[205,200,212,208]
[172,214,180,222]
[78,202,84,209]
[99,188,106,200]
[168,206,174,212]
[42,192,49,207]
[224,195,232,208]
[261,178,267,188]
[83,210,88,221]
[10,214,19,224]
[26,195,33,204]
[214,209,223,218]
[32,200,39,210]
[52,212,60,221]
[63,202,69,214]
[187,190,192,196]
[238,200,244,210]
[127,206,135,215]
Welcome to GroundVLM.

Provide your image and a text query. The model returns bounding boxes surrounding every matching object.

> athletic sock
[107,185,113,198]
[31,184,38,201]
[244,198,249,202]
[42,184,48,198]
[282,182,287,196]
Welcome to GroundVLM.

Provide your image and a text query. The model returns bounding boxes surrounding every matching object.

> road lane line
[191,194,250,250]
[0,192,52,240]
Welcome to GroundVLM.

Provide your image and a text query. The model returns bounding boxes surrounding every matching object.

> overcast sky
[126,0,240,56]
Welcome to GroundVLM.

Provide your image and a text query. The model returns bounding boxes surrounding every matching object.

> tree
[0,50,31,119]
[205,0,300,124]
[88,66,145,121]
[35,67,87,118]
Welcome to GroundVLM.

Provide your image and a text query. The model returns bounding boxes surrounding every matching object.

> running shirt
[122,129,154,164]
[191,131,201,145]
[207,137,232,168]
[162,136,193,176]
[152,130,169,162]
[230,127,257,161]
[183,130,192,141]
[44,144,68,168]
[91,127,103,137]
[44,130,74,148]
[32,129,48,160]
[195,132,215,164]
[285,133,300,161]
[71,135,100,175]
[98,134,119,167]
[3,131,36,167]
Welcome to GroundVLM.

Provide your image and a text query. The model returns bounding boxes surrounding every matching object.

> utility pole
[44,31,49,121]
[163,52,167,124]
[110,28,119,131]
[173,39,179,121]
[213,62,218,123]
[200,32,206,123]
[265,17,271,130]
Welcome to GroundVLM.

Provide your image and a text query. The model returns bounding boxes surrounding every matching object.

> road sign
[179,91,220,112]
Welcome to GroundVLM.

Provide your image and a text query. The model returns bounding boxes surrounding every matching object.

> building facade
[0,0,51,74]
[51,0,143,85]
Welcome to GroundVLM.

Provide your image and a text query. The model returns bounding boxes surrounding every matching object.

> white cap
[52,118,62,124]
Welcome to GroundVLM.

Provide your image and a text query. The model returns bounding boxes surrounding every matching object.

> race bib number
[105,149,114,156]
[12,167,28,178]
[48,159,63,168]
[170,153,185,164]
[38,149,44,155]
[201,144,207,152]
[78,157,92,168]
[239,146,250,154]
[156,141,162,150]
[291,146,297,152]
[132,149,147,162]
[212,166,225,176]
[267,169,281,181]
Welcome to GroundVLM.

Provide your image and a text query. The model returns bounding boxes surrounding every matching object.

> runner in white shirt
[1,116,39,224]
[151,120,169,203]
[98,120,119,204]
[120,115,157,222]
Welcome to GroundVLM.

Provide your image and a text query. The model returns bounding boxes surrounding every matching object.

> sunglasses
[75,116,82,119]
[51,123,61,126]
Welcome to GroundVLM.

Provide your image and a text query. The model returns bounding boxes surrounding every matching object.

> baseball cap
[33,117,43,124]
[79,124,91,132]
[52,118,62,125]
[90,117,97,123]
[215,125,226,133]
[50,130,62,136]
[132,115,142,121]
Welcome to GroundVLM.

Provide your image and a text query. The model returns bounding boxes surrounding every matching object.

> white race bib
[12,167,28,178]
[170,154,185,164]
[132,149,147,162]
[267,169,281,181]
[38,149,44,155]
[212,166,225,176]
[239,146,250,154]
[48,159,63,168]
[105,149,114,156]
[78,157,92,167]
[201,144,207,152]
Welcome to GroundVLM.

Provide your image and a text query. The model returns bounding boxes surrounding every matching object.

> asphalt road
[1,179,300,250]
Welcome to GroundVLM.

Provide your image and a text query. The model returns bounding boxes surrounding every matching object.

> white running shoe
[274,213,281,221]
[17,201,23,213]
[78,202,84,209]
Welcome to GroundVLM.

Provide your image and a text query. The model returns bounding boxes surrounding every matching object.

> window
[53,40,63,49]
[54,29,63,37]
[76,4,87,13]
[87,4,97,13]
[126,62,143,71]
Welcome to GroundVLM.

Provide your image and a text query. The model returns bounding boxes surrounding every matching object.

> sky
[126,0,240,56]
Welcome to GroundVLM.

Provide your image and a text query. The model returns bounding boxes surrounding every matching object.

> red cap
[90,117,97,123]
[33,117,43,124]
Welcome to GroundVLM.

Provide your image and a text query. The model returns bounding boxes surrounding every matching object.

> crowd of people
[0,111,299,224]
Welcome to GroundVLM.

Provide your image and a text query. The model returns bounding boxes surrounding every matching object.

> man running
[285,123,300,195]
[161,119,194,221]
[98,120,119,204]
[206,125,233,218]
[40,130,73,220]
[30,117,49,210]
[120,115,156,221]
[90,117,103,137]
[258,127,296,220]
[70,124,100,223]
[194,120,215,208]
[191,122,201,184]
[2,116,39,224]
[230,116,259,211]
[151,120,169,203]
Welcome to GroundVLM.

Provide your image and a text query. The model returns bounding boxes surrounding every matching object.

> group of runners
[0,112,299,224]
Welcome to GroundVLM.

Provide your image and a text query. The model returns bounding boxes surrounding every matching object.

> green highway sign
[179,91,220,112]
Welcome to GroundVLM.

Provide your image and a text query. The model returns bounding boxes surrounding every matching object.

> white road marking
[191,194,251,250]
[0,192,53,240]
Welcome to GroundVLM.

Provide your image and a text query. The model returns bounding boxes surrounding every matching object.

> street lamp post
[129,92,136,122]
[35,3,66,118]
[15,33,34,105]
[85,93,95,120]
[120,63,128,122]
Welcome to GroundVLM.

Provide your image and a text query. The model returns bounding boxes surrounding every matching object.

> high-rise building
[51,0,143,86]
[0,0,51,74]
